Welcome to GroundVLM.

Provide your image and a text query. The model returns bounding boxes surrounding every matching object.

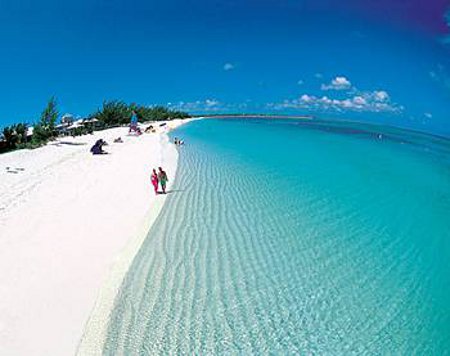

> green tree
[2,125,17,149]
[43,97,58,134]
[135,105,190,121]
[92,101,190,126]
[1,122,28,150]
[32,97,59,144]
[14,123,28,146]
[94,100,132,127]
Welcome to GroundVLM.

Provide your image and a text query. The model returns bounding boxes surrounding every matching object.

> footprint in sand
[5,167,22,174]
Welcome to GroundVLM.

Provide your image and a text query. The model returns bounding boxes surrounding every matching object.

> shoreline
[0,119,193,355]
[76,152,173,355]
[76,119,196,354]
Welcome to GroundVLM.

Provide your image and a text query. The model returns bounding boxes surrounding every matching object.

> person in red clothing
[151,168,159,194]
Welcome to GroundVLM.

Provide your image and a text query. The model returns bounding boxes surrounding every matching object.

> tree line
[0,98,190,153]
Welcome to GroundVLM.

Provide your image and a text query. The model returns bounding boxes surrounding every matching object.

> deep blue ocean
[104,118,450,354]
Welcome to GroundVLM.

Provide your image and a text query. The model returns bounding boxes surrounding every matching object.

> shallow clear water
[104,118,450,355]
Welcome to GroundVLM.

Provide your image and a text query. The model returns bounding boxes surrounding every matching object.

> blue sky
[0,0,449,135]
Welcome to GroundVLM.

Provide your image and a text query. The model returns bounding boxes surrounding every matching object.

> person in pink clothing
[151,168,159,194]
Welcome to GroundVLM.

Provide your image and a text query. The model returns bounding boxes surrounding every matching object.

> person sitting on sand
[113,137,123,143]
[90,139,107,155]
[158,167,168,194]
[144,125,153,133]
[151,169,159,195]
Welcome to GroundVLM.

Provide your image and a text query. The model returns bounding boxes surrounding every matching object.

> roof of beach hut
[67,122,83,130]
[61,113,74,124]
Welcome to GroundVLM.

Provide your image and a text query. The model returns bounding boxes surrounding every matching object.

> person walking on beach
[129,110,138,133]
[158,167,168,194]
[151,169,159,195]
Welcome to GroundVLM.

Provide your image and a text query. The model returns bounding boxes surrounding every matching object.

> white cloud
[269,89,402,114]
[168,99,223,112]
[314,73,323,79]
[321,76,352,91]
[205,99,220,107]
[352,96,367,105]
[223,63,235,71]
[373,90,389,102]
[297,80,304,85]
[168,99,248,113]
[424,112,433,119]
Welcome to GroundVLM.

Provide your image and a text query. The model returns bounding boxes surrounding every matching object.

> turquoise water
[104,118,450,354]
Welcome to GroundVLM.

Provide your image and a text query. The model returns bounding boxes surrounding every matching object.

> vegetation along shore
[0,98,190,153]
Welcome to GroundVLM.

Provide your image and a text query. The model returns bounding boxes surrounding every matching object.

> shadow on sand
[157,189,184,195]
[51,141,88,146]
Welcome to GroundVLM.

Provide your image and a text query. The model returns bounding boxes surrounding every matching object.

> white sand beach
[0,119,190,355]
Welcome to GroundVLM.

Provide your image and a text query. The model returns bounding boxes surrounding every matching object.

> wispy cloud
[168,99,248,113]
[321,76,352,91]
[314,73,323,79]
[168,99,223,112]
[429,64,450,90]
[424,112,433,119]
[223,63,235,71]
[297,79,304,85]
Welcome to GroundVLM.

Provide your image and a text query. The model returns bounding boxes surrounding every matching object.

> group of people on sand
[90,112,170,195]
[90,137,124,154]
[93,111,177,155]
[151,167,169,195]
[174,137,184,146]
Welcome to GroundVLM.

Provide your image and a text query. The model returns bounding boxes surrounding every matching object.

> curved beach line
[76,119,195,355]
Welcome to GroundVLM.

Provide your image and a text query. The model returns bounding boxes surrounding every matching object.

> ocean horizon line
[192,114,450,141]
